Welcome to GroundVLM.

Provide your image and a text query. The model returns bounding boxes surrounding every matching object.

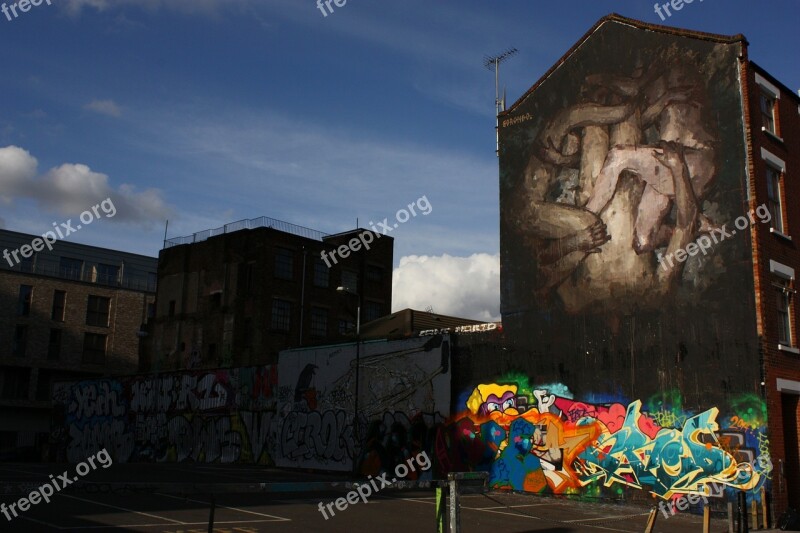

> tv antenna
[484,48,518,156]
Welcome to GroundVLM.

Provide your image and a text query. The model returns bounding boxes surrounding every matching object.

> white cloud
[392,253,500,322]
[64,0,252,16]
[0,146,38,203]
[84,99,122,117]
[0,145,172,226]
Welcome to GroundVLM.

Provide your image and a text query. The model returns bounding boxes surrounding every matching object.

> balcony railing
[4,257,156,292]
[163,216,329,248]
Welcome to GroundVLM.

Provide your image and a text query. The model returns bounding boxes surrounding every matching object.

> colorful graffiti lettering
[441,379,771,502]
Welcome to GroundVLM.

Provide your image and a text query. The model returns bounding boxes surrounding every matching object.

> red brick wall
[743,56,800,518]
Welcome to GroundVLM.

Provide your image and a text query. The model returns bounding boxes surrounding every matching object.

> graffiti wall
[53,366,278,464]
[274,335,450,473]
[439,376,771,504]
[498,18,760,407]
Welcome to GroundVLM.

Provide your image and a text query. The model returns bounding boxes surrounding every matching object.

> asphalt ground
[0,463,772,532]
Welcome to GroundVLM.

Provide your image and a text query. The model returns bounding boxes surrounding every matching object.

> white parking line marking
[55,519,291,530]
[563,513,650,523]
[58,494,185,524]
[156,492,291,521]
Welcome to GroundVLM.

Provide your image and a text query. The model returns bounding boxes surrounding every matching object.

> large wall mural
[438,376,771,503]
[52,366,278,464]
[274,335,450,473]
[498,19,760,428]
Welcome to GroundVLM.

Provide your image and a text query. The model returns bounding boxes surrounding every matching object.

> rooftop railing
[163,216,329,249]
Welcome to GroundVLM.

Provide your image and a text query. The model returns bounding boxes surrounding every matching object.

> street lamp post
[336,286,361,446]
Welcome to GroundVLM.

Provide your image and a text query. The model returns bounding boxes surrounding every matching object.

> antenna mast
[484,48,518,156]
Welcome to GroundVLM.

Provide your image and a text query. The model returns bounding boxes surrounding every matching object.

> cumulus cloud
[84,99,122,117]
[0,146,38,203]
[392,253,500,322]
[0,145,172,225]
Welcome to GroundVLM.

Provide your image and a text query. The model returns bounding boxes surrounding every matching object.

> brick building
[146,217,393,371]
[744,61,800,515]
[0,229,157,457]
[490,14,800,520]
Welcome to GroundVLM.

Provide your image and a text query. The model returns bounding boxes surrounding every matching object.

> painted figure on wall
[439,378,771,502]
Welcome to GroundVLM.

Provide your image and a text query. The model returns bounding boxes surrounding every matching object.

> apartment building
[0,229,157,457]
[145,216,393,371]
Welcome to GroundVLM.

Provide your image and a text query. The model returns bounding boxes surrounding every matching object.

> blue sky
[1,0,798,319]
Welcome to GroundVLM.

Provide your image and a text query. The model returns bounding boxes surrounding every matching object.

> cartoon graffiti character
[466,384,526,417]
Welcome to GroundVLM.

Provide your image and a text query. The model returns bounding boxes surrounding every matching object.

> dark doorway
[782,393,800,508]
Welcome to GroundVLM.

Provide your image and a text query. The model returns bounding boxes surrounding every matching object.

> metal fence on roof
[163,216,329,249]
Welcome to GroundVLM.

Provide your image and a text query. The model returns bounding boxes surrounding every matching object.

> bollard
[728,501,735,533]
[761,488,768,529]
[703,503,711,533]
[208,494,216,533]
[751,498,758,529]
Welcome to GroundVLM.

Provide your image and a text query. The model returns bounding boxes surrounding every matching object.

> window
[13,325,28,357]
[341,270,358,292]
[766,165,784,233]
[18,256,33,273]
[776,279,793,346]
[271,299,291,331]
[756,73,781,137]
[86,295,111,327]
[364,301,383,322]
[59,257,83,280]
[338,319,355,336]
[52,290,66,321]
[168,300,176,317]
[760,91,776,135]
[0,368,30,400]
[17,285,33,316]
[366,265,384,283]
[209,292,222,310]
[82,333,107,364]
[313,258,329,288]
[36,371,52,401]
[239,262,255,295]
[147,272,157,292]
[48,329,62,360]
[147,302,156,320]
[274,248,294,280]
[96,263,120,285]
[310,307,328,338]
[243,318,254,347]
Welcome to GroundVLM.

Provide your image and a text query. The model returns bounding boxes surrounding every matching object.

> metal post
[728,501,735,533]
[435,486,445,533]
[448,473,459,533]
[354,305,360,441]
[207,495,216,533]
[703,503,711,533]
[761,488,769,529]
